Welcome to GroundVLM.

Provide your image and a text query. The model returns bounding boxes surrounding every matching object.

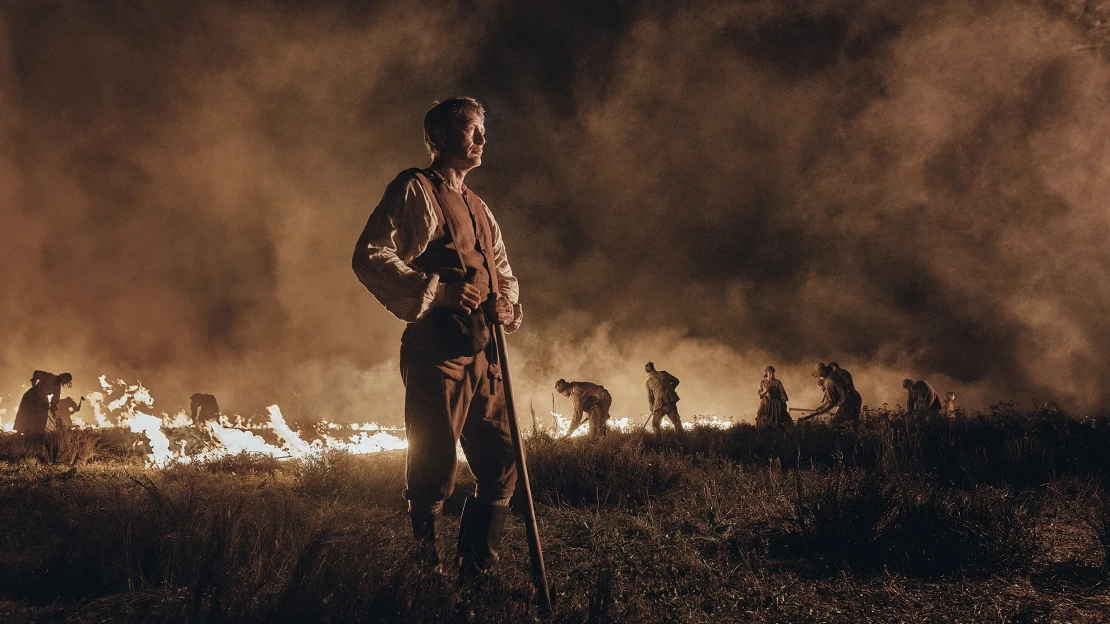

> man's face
[441,109,485,169]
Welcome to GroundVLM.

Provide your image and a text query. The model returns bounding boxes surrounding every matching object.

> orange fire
[63,376,408,466]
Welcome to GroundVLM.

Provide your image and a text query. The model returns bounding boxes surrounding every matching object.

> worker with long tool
[800,363,862,425]
[645,362,684,435]
[352,97,527,583]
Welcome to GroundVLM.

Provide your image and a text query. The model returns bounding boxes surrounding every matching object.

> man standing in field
[645,362,683,434]
[555,378,612,438]
[903,379,943,414]
[352,97,523,578]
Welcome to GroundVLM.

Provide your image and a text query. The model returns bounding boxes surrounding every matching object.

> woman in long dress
[14,370,73,436]
[756,366,790,428]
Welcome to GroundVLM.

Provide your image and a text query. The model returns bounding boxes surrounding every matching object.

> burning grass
[0,411,1107,622]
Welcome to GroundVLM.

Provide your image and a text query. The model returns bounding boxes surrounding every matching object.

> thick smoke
[1,1,1107,426]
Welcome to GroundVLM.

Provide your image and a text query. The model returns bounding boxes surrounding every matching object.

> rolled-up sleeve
[481,199,524,332]
[352,172,441,323]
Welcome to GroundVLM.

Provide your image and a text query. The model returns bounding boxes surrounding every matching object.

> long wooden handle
[493,323,553,613]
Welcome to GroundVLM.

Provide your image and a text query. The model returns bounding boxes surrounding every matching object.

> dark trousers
[400,345,517,514]
[651,403,683,432]
[833,390,863,424]
[590,392,612,438]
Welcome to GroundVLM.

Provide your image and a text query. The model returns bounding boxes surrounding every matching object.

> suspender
[413,170,467,272]
[413,169,497,293]
[411,169,502,372]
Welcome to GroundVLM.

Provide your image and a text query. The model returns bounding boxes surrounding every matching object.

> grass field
[1,408,1109,623]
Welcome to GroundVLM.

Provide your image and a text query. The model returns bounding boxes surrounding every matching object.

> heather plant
[41,429,107,466]
[0,410,1108,622]
[1083,486,1110,568]
[526,431,685,508]
[764,469,1042,577]
[888,483,1042,577]
[784,468,898,572]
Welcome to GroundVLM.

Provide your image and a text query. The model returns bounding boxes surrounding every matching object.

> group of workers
[11,365,957,443]
[8,372,222,437]
[553,360,960,439]
[11,370,80,435]
[555,361,684,439]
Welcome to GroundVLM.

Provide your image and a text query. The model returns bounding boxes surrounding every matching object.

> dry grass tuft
[0,410,1107,622]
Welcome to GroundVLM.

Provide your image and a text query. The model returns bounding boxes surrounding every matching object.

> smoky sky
[2,0,1108,425]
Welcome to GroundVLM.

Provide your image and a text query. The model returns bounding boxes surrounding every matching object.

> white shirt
[352,169,522,331]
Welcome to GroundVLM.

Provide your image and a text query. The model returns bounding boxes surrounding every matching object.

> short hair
[59,373,73,387]
[903,379,913,388]
[423,97,485,159]
[764,366,775,373]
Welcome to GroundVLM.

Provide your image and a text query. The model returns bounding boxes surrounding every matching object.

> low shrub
[186,451,283,475]
[1083,488,1110,568]
[292,449,407,508]
[527,432,685,508]
[786,469,898,572]
[42,430,105,466]
[773,470,1040,577]
[889,484,1042,577]
[0,430,147,465]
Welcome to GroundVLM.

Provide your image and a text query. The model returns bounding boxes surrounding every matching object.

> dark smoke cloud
[1,0,1107,426]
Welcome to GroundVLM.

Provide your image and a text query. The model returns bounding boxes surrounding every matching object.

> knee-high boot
[456,497,509,579]
[410,509,441,567]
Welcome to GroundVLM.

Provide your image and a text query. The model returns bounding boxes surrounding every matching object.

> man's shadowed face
[440,109,485,170]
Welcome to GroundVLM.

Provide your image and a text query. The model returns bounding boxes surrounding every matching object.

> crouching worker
[803,363,862,426]
[54,396,84,429]
[352,97,524,580]
[903,379,943,415]
[555,379,612,439]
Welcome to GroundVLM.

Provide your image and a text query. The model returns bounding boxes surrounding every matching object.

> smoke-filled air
[3,0,1109,429]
